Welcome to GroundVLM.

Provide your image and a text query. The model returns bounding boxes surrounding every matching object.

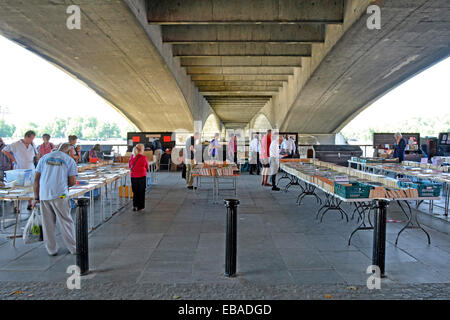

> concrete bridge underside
[0,0,449,133]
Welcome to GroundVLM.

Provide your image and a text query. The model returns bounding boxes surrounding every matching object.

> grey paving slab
[320,250,372,267]
[289,270,346,285]
[1,248,67,271]
[116,233,164,249]
[139,271,194,284]
[278,248,330,270]
[144,260,193,273]
[386,262,450,284]
[156,235,199,251]
[149,249,196,262]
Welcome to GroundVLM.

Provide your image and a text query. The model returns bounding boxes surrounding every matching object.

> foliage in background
[341,114,450,144]
[1,116,135,139]
[0,119,16,138]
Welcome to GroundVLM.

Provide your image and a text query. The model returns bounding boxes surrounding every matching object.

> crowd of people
[182,131,296,192]
[0,131,107,257]
[0,129,295,256]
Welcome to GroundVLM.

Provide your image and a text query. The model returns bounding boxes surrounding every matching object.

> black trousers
[271,173,277,187]
[250,152,260,174]
[131,176,146,210]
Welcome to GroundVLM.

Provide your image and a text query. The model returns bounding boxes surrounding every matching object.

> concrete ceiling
[148,0,345,127]
[0,0,449,134]
[0,0,197,131]
[279,0,450,133]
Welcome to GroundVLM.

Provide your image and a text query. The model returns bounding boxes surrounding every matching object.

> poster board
[127,132,176,152]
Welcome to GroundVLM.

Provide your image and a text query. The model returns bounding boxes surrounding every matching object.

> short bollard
[76,197,90,276]
[224,199,240,277]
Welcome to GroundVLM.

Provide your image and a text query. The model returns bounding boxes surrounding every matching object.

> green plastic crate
[334,182,373,199]
[398,181,441,197]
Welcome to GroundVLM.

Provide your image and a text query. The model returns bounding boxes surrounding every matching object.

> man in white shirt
[288,136,297,156]
[269,133,286,191]
[281,135,290,155]
[2,130,39,170]
[249,133,261,175]
[3,130,39,210]
[33,143,78,256]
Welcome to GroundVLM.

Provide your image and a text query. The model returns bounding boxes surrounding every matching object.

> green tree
[0,119,16,138]
[97,122,121,139]
[52,118,67,138]
[65,117,84,139]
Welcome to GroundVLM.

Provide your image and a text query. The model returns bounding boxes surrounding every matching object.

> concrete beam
[191,74,290,81]
[207,99,270,103]
[199,86,281,92]
[162,25,325,43]
[194,81,285,87]
[186,66,295,75]
[211,104,267,107]
[180,56,302,67]
[203,92,276,96]
[148,0,344,24]
[173,43,311,56]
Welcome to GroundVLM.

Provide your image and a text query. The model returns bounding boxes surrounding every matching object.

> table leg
[13,200,20,247]
[110,182,113,218]
[1,200,5,231]
[444,183,449,216]
[396,201,430,245]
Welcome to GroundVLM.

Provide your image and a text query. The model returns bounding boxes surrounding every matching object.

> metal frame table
[1,169,131,246]
[348,160,450,216]
[281,163,440,276]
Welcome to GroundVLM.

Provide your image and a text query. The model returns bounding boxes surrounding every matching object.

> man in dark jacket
[393,132,407,163]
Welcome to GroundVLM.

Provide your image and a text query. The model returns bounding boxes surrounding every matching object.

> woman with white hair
[393,132,407,163]
[128,143,149,211]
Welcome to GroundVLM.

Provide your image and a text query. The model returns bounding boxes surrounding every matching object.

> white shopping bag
[23,205,43,244]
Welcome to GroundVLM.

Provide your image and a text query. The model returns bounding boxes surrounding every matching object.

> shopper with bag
[33,143,77,256]
[129,143,149,212]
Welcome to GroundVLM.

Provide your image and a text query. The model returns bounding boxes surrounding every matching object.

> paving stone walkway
[0,172,449,300]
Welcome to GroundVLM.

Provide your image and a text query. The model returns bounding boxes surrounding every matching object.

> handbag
[32,143,38,167]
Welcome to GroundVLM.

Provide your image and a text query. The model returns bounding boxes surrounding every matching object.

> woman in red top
[38,134,55,157]
[128,143,149,211]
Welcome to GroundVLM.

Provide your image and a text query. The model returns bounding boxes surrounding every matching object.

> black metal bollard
[372,200,388,277]
[224,199,240,277]
[76,197,90,276]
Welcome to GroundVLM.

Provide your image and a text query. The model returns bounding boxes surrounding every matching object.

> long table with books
[280,159,441,276]
[192,161,240,204]
[347,159,450,216]
[0,163,131,246]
